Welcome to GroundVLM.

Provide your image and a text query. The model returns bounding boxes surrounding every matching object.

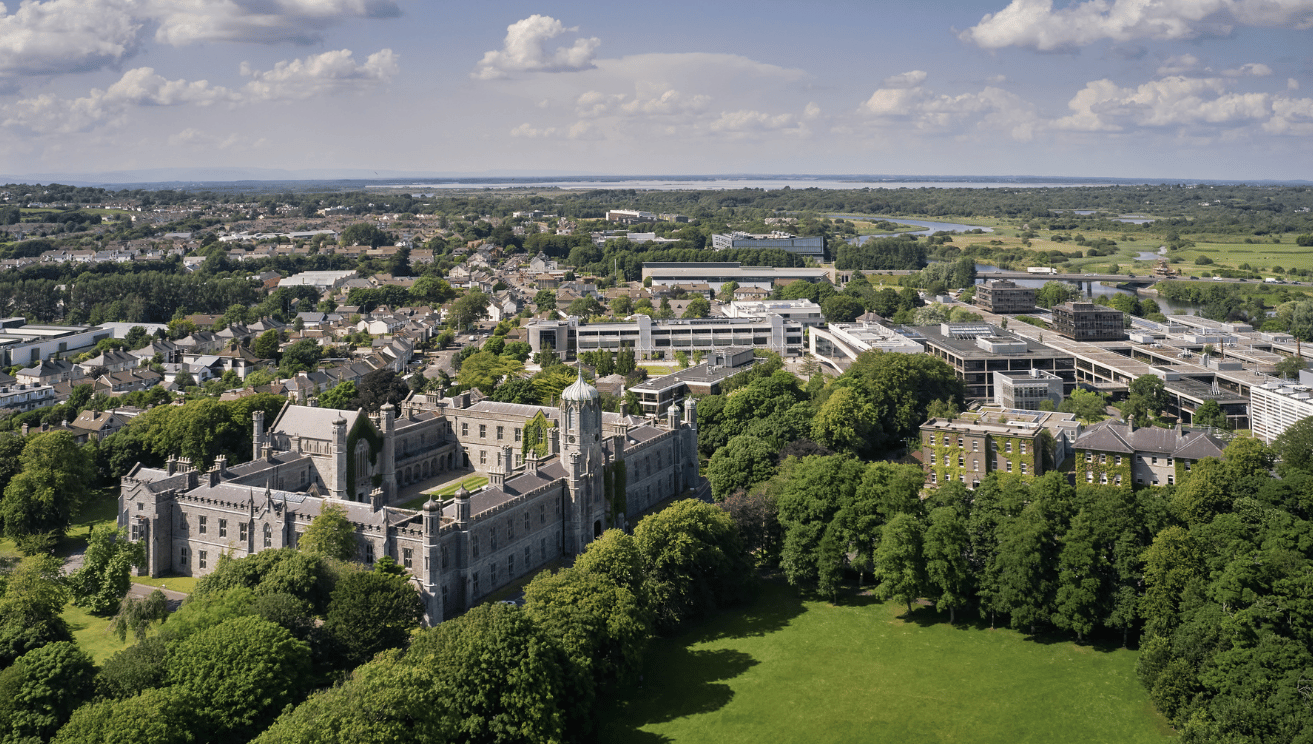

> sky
[1,0,1311,181]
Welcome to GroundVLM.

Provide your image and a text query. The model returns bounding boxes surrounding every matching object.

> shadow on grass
[685,581,808,644]
[602,646,758,739]
[889,600,1130,653]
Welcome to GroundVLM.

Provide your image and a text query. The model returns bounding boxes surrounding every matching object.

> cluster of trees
[834,236,928,271]
[701,351,963,500]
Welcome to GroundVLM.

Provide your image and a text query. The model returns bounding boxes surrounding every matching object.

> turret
[331,416,348,501]
[453,485,471,526]
[252,410,265,461]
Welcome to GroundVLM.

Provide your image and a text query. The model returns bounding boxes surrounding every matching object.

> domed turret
[561,367,599,403]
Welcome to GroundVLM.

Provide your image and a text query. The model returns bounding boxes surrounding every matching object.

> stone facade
[118,372,699,625]
[1071,417,1224,488]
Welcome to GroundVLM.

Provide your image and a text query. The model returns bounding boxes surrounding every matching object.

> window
[524,513,531,532]
[1020,463,1027,474]
[199,550,207,570]
[541,537,547,561]
[1115,475,1122,486]
[973,460,979,472]
[180,516,188,533]
[362,543,374,564]
[1085,452,1092,462]
[508,518,514,540]
[263,524,271,548]
[1115,456,1122,466]
[496,426,504,440]
[491,563,498,584]
[524,546,531,567]
[1167,458,1174,466]
[1152,479,1159,486]
[958,456,964,467]
[930,453,936,465]
[490,528,498,551]
[181,547,189,565]
[515,428,522,442]
[479,424,487,438]
[1168,475,1175,485]
[1100,454,1106,464]
[1100,473,1108,484]
[1087,472,1094,483]
[1151,456,1158,465]
[472,572,480,596]
[540,504,546,524]
[508,554,515,575]
[441,547,449,568]
[972,441,978,452]
[472,537,480,559]
[930,472,937,484]
[480,450,487,465]
[461,422,468,437]
[1020,442,1027,455]
[218,519,227,538]
[130,523,140,541]
[239,523,248,542]
[403,548,413,569]
[943,435,950,446]
[1006,461,1013,473]
[1005,441,1012,454]
[1184,460,1192,471]
[957,437,963,447]
[198,516,207,534]
[137,501,143,511]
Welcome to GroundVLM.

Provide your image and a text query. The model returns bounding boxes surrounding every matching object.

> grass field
[397,475,490,510]
[63,601,130,664]
[600,582,1174,744]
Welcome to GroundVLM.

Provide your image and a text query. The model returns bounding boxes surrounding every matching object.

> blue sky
[1,0,1311,180]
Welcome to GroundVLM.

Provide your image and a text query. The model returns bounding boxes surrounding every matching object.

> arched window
[263,523,272,548]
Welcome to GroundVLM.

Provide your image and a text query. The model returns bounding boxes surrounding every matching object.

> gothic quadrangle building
[118,371,699,624]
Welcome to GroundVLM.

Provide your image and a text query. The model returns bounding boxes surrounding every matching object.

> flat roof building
[809,320,925,371]
[994,369,1064,410]
[526,314,806,360]
[723,299,825,327]
[711,232,825,261]
[1250,372,1313,443]
[630,348,757,417]
[974,279,1036,314]
[642,262,831,291]
[1052,301,1125,342]
[917,322,1076,402]
[920,408,1080,489]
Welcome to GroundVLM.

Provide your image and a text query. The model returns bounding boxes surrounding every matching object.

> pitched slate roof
[1072,419,1226,459]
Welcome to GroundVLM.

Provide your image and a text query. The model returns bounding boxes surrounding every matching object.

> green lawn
[397,475,490,510]
[62,602,130,664]
[136,575,199,594]
[600,582,1174,744]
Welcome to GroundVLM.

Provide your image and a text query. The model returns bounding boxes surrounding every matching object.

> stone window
[972,441,978,452]
[180,516,188,533]
[137,502,143,511]
[524,513,531,532]
[540,504,546,524]
[496,426,504,440]
[1006,461,1013,473]
[540,537,547,561]
[441,546,449,569]
[181,547,189,565]
[461,422,468,437]
[480,450,487,465]
[508,554,515,575]
[198,516,207,534]
[490,528,497,551]
[515,428,522,442]
[508,518,515,540]
[403,548,413,569]
[491,563,498,584]
[524,546,531,567]
[472,573,479,596]
[218,519,227,538]
[199,550,207,570]
[472,537,480,559]
[263,524,272,548]
[479,424,487,438]
[239,523,248,542]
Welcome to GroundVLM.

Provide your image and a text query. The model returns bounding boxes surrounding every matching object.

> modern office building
[808,320,926,370]
[974,280,1036,314]
[525,314,806,359]
[642,262,831,291]
[722,299,825,327]
[711,232,825,261]
[1250,371,1313,443]
[993,369,1065,410]
[918,322,1077,402]
[629,348,756,417]
[1052,301,1125,341]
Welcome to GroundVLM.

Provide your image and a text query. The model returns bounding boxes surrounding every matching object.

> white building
[278,271,357,291]
[723,299,825,327]
[1250,372,1313,443]
[808,321,925,370]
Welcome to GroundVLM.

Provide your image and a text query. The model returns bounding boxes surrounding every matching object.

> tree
[718,492,781,567]
[610,295,633,316]
[457,351,525,396]
[828,350,963,454]
[874,513,925,615]
[69,526,146,615]
[532,289,557,313]
[1059,388,1109,423]
[316,380,357,410]
[0,555,72,668]
[1272,415,1313,475]
[448,291,490,330]
[0,641,96,742]
[352,369,412,411]
[489,377,540,405]
[53,687,193,744]
[1274,354,1306,380]
[924,398,959,420]
[1192,399,1228,429]
[716,281,740,303]
[166,616,311,742]
[279,339,322,376]
[566,295,604,318]
[681,297,711,319]
[251,329,281,360]
[922,507,971,623]
[810,386,876,453]
[339,223,389,248]
[410,275,455,306]
[706,435,776,500]
[634,500,750,632]
[2,431,94,547]
[821,294,864,323]
[324,570,424,669]
[298,503,358,562]
[523,566,651,687]
[615,345,636,375]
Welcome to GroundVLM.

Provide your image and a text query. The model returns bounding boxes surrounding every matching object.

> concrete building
[920,408,1079,489]
[0,318,111,368]
[642,262,831,291]
[808,320,925,371]
[526,314,806,360]
[918,322,1076,402]
[722,299,825,327]
[629,348,756,416]
[994,369,1065,410]
[1250,371,1313,443]
[1052,301,1125,342]
[120,372,699,625]
[711,232,825,261]
[1071,418,1225,488]
[277,271,357,291]
[974,280,1036,314]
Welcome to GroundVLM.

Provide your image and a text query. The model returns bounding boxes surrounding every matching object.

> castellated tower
[560,367,604,554]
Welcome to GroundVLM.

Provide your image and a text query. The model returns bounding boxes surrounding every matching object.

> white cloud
[1053,74,1307,133]
[2,48,397,133]
[961,0,1313,52]
[860,73,1040,140]
[148,0,403,46]
[168,127,267,150]
[1156,54,1202,77]
[1290,78,1301,91]
[473,15,599,80]
[509,122,558,138]
[881,70,928,89]
[241,48,398,101]
[0,0,140,76]
[709,109,805,137]
[1223,62,1273,77]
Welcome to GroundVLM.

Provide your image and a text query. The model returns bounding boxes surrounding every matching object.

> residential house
[1071,418,1226,488]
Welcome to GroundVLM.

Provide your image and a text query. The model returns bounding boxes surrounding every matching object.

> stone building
[920,408,1079,489]
[118,371,699,625]
[1070,417,1224,488]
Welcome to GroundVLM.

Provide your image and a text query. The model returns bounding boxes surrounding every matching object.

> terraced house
[919,408,1079,488]
[1070,417,1225,488]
